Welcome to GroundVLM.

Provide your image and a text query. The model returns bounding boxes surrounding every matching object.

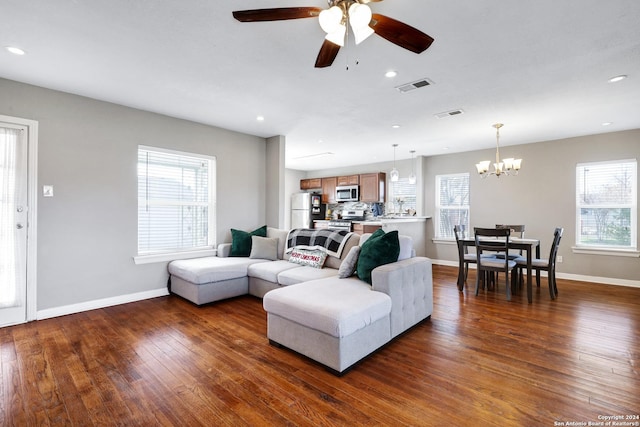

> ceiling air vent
[395,78,434,93]
[435,109,465,119]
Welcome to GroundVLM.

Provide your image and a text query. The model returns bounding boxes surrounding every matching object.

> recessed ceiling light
[602,122,612,126]
[385,70,397,78]
[608,75,627,83]
[392,124,401,129]
[5,46,25,55]
[256,115,265,122]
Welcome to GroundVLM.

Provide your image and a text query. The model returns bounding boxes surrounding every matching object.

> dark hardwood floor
[1,265,638,426]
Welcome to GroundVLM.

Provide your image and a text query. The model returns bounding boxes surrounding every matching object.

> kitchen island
[354,216,430,257]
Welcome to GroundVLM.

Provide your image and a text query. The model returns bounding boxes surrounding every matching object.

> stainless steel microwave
[335,185,359,202]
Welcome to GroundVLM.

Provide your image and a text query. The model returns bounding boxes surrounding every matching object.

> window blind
[390,178,417,211]
[435,173,470,239]
[576,159,636,248]
[137,146,215,255]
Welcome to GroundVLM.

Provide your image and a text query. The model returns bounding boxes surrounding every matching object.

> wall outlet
[556,255,563,263]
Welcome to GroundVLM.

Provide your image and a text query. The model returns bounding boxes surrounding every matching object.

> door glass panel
[0,124,27,325]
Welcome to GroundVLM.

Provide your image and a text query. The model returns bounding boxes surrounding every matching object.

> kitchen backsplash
[326,202,385,220]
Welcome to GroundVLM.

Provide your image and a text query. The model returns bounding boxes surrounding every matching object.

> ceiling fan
[232,0,434,68]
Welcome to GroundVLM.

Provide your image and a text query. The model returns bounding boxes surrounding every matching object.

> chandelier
[475,123,522,178]
[318,1,375,47]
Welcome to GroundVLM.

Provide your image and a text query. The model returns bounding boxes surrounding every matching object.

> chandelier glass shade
[476,123,522,178]
[319,2,374,47]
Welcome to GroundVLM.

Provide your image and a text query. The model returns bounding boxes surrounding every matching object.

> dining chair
[515,227,563,300]
[474,227,517,301]
[495,224,525,259]
[454,225,475,284]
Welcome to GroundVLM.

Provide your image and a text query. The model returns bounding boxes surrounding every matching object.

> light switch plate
[43,185,54,197]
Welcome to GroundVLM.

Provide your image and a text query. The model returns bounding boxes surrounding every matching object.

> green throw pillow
[356,229,400,284]
[230,225,267,257]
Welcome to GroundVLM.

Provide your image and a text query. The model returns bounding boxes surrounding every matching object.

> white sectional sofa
[168,227,433,374]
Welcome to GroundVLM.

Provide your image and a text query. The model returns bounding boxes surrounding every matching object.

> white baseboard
[431,259,640,289]
[36,288,169,320]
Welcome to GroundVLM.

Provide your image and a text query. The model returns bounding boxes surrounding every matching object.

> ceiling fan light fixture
[319,6,343,34]
[352,25,374,45]
[348,3,374,44]
[325,24,346,47]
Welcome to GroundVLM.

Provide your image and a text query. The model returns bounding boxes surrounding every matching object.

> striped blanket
[286,228,354,258]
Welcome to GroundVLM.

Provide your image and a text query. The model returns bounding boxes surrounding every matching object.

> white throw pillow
[338,245,361,278]
[397,235,414,261]
[288,248,327,268]
[249,236,279,260]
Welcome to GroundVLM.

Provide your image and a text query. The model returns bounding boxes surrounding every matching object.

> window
[137,146,216,256]
[576,160,636,249]
[389,177,417,213]
[435,173,470,239]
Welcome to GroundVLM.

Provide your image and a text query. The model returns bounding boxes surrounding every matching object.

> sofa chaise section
[263,256,433,374]
[168,256,269,306]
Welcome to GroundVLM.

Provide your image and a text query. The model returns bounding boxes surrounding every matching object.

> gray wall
[423,129,640,282]
[0,78,267,310]
[266,135,286,229]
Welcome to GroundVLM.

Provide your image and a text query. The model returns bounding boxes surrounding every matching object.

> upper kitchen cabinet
[321,177,337,203]
[359,172,386,203]
[337,175,359,186]
[300,178,321,190]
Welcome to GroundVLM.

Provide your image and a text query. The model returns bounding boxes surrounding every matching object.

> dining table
[457,236,541,303]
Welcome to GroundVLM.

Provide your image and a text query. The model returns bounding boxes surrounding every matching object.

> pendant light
[390,144,399,182]
[408,150,417,184]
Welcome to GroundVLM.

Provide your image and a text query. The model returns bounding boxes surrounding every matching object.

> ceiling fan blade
[369,13,434,54]
[233,7,322,22]
[315,39,341,68]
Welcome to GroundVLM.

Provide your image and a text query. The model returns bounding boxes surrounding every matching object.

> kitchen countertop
[314,217,431,225]
[353,216,431,225]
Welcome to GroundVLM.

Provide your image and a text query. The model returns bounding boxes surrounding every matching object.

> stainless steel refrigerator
[291,192,325,229]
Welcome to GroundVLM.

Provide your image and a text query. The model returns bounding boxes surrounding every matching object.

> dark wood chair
[454,225,475,285]
[474,227,517,301]
[515,227,563,300]
[495,224,525,259]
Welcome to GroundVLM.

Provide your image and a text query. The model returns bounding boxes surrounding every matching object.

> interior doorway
[0,115,38,327]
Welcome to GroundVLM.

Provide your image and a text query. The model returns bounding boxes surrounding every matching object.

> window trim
[134,145,216,263]
[574,159,637,253]
[133,248,216,265]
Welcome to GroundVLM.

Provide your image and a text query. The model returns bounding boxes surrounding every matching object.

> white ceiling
[1,0,639,171]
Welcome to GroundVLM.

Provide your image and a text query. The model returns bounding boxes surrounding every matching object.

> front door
[0,122,29,326]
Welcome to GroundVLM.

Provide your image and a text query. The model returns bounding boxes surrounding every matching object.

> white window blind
[137,146,215,255]
[435,173,470,239]
[390,178,417,212]
[576,159,637,249]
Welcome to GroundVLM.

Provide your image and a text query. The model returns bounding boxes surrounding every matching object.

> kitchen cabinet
[337,175,359,186]
[359,172,386,203]
[300,178,321,190]
[352,222,381,235]
[321,177,337,203]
